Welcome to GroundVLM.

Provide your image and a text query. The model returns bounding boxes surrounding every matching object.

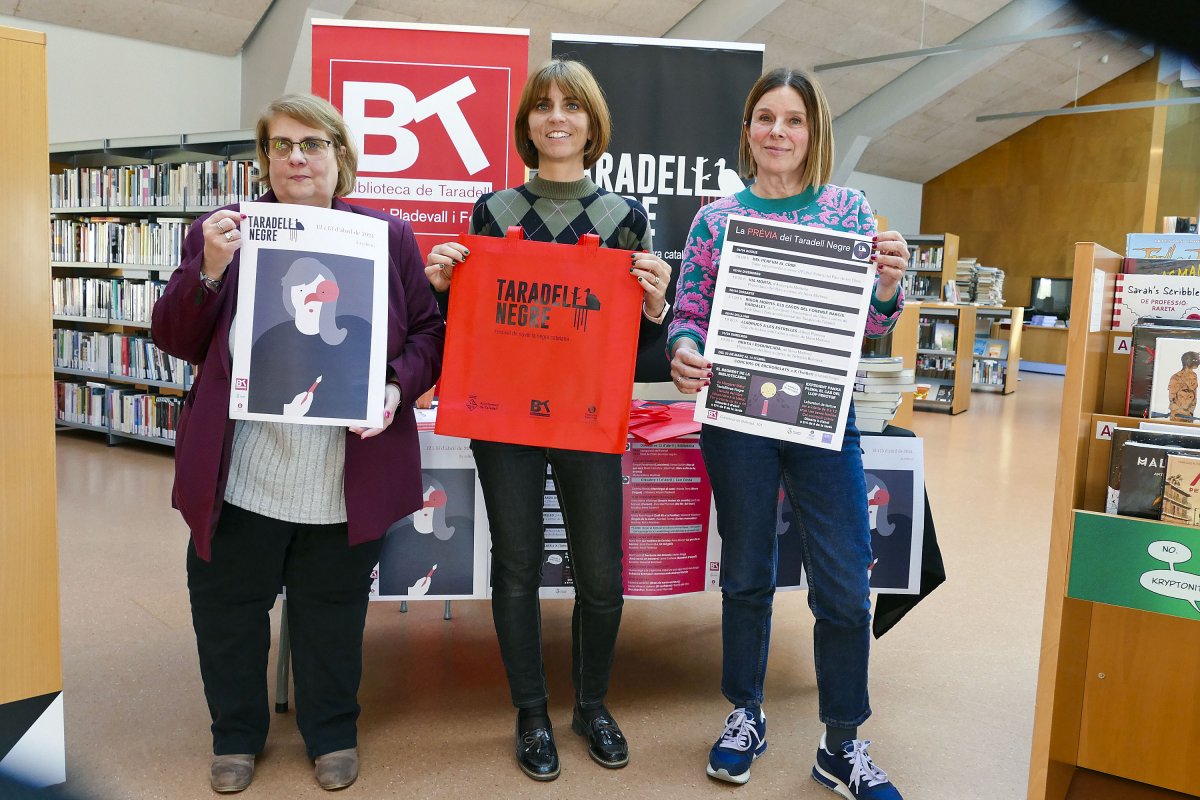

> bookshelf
[972,306,1024,394]
[49,131,258,447]
[901,232,959,302]
[1028,243,1200,799]
[913,303,974,415]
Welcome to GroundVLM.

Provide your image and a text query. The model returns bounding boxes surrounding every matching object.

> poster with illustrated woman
[230,201,389,427]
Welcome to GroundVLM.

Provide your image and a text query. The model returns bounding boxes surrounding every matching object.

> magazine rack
[1028,243,1200,798]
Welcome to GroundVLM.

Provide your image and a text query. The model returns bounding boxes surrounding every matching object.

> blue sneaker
[706,706,767,784]
[813,735,902,799]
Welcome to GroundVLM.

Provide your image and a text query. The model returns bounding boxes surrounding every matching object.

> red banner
[435,229,643,454]
[311,21,528,252]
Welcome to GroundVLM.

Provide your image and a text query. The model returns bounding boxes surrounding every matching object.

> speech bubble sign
[781,382,801,396]
[546,554,563,566]
[1148,540,1192,565]
[1139,569,1200,604]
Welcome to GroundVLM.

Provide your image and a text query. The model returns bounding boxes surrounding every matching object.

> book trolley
[1028,243,1200,798]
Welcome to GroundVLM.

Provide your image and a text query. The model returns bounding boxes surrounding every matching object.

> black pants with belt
[186,504,383,760]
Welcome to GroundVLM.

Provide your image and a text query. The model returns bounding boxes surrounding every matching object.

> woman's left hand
[630,251,670,318]
[349,383,402,440]
[872,230,908,303]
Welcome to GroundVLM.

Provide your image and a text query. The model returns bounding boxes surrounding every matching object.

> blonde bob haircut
[514,59,612,170]
[738,68,833,191]
[255,93,359,199]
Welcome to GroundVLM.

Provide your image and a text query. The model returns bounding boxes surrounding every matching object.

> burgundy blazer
[151,191,445,560]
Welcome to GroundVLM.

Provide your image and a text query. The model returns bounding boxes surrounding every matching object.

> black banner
[551,35,763,382]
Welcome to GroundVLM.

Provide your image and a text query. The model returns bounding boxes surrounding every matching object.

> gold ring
[223,231,234,242]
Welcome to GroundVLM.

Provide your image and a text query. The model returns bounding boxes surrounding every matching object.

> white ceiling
[1,0,1153,183]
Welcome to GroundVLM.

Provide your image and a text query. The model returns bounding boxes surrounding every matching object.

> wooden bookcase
[49,132,257,447]
[972,306,1024,394]
[901,232,959,302]
[0,22,63,785]
[858,301,920,430]
[1028,243,1200,799]
[913,302,974,415]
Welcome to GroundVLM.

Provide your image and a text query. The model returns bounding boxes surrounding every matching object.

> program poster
[550,34,763,382]
[312,20,528,252]
[621,436,712,597]
[695,216,875,450]
[373,431,490,600]
[230,202,388,427]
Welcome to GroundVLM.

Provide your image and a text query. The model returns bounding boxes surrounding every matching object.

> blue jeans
[470,440,625,709]
[700,416,873,728]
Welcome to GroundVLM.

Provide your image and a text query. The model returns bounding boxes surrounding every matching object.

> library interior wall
[847,170,923,235]
[0,15,241,142]
[1157,82,1200,220]
[920,58,1170,309]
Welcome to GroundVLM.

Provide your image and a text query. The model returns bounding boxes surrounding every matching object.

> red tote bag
[434,227,643,454]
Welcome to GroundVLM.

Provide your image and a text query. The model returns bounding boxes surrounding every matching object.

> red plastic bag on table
[435,227,643,454]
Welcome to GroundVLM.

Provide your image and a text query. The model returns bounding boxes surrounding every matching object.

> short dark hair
[738,68,833,190]
[514,59,612,170]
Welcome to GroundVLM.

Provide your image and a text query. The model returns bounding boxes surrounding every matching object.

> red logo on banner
[313,23,527,250]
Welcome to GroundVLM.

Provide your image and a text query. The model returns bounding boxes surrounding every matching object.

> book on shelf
[856,356,905,374]
[972,337,1009,359]
[854,369,916,383]
[853,380,915,393]
[1123,258,1200,277]
[1147,337,1200,421]
[914,383,931,401]
[943,281,960,304]
[1115,441,1200,519]
[932,321,955,351]
[1105,424,1200,513]
[1126,233,1200,260]
[934,384,954,403]
[1127,319,1200,417]
[1111,273,1200,331]
[1161,452,1200,526]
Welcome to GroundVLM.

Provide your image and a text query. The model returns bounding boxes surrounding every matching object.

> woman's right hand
[202,211,245,282]
[425,242,470,292]
[670,340,712,394]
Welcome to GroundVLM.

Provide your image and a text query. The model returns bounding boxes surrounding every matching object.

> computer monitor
[1029,276,1072,321]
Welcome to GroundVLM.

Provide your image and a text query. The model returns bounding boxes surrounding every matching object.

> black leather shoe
[515,717,560,781]
[572,706,629,768]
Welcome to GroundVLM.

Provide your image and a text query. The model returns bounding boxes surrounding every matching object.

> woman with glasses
[151,93,444,793]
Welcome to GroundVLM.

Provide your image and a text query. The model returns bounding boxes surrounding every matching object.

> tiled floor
[51,373,1068,799]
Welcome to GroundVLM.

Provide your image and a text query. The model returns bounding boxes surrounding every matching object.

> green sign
[1068,511,1200,621]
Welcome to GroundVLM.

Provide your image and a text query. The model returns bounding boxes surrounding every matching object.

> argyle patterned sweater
[468,175,661,345]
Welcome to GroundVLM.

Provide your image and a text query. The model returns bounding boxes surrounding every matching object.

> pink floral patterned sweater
[667,184,904,354]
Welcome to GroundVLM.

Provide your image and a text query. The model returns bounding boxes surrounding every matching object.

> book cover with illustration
[1147,337,1200,421]
[1106,425,1200,513]
[1127,320,1200,417]
[1123,258,1200,277]
[934,384,954,403]
[1126,233,1200,260]
[1161,452,1200,527]
[932,321,955,351]
[1111,273,1200,331]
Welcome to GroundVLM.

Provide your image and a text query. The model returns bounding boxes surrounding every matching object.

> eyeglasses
[265,137,334,159]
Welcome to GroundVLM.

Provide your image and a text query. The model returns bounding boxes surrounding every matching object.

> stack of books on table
[852,357,917,433]
[974,266,1005,306]
[955,258,976,303]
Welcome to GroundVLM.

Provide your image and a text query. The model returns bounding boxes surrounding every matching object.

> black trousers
[187,504,383,759]
[470,441,625,709]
